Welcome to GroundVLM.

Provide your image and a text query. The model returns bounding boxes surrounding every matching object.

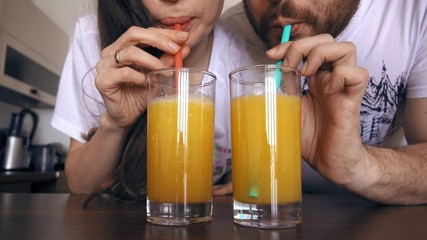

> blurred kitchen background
[0,0,241,154]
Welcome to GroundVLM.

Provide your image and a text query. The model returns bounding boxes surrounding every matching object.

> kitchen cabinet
[0,0,69,108]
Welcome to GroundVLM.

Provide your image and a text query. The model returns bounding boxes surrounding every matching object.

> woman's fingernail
[168,41,180,51]
[177,31,188,39]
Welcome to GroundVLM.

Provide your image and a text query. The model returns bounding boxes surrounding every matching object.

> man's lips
[271,22,302,38]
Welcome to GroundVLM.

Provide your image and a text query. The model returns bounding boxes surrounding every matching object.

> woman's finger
[160,45,191,68]
[106,45,166,70]
[103,26,189,58]
[95,64,147,94]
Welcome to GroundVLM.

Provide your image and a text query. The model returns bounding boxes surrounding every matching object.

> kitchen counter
[0,170,68,193]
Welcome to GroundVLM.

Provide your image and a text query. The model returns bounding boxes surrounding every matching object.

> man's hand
[267,34,370,188]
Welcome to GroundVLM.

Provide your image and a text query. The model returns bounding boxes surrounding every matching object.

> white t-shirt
[51,14,255,184]
[221,0,427,193]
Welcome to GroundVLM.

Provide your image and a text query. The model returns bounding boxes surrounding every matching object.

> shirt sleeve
[405,7,427,99]
[51,15,104,143]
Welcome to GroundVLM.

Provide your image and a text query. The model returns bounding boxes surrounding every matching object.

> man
[216,0,427,205]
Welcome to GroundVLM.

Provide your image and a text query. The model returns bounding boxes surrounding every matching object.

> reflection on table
[0,192,426,239]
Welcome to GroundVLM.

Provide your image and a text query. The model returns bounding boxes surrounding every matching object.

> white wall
[31,0,95,38]
[224,0,241,12]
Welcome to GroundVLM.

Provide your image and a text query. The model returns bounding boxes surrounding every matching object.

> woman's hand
[95,26,190,130]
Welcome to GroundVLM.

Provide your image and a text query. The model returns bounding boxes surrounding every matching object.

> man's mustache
[266,1,316,26]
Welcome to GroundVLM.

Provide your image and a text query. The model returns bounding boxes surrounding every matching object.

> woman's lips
[159,17,193,30]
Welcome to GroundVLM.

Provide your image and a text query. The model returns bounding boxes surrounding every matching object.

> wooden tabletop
[0,192,426,240]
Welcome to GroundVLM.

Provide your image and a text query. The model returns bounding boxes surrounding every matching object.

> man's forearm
[345,143,427,205]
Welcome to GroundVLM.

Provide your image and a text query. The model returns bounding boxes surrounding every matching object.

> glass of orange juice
[146,68,216,225]
[229,64,302,228]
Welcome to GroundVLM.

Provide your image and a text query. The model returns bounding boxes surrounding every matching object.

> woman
[52,0,246,201]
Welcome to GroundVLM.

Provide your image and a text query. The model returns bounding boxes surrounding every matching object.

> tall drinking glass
[229,64,302,228]
[146,68,216,225]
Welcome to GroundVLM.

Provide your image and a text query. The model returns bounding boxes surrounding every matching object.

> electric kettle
[1,108,38,170]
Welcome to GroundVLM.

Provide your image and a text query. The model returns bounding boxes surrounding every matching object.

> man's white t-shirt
[221,0,427,193]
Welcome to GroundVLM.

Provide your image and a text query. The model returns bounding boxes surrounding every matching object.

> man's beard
[243,0,360,48]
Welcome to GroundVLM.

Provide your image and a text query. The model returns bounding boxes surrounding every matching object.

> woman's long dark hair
[84,0,162,207]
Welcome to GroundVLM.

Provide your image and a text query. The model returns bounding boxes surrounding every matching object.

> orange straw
[174,23,183,94]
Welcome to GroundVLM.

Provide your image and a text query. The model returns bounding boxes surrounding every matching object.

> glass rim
[228,64,300,84]
[147,67,217,87]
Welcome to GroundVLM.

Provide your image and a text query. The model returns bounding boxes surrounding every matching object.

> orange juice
[231,94,301,204]
[147,96,214,203]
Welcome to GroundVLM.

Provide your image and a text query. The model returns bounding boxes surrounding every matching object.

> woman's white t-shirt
[51,14,255,183]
